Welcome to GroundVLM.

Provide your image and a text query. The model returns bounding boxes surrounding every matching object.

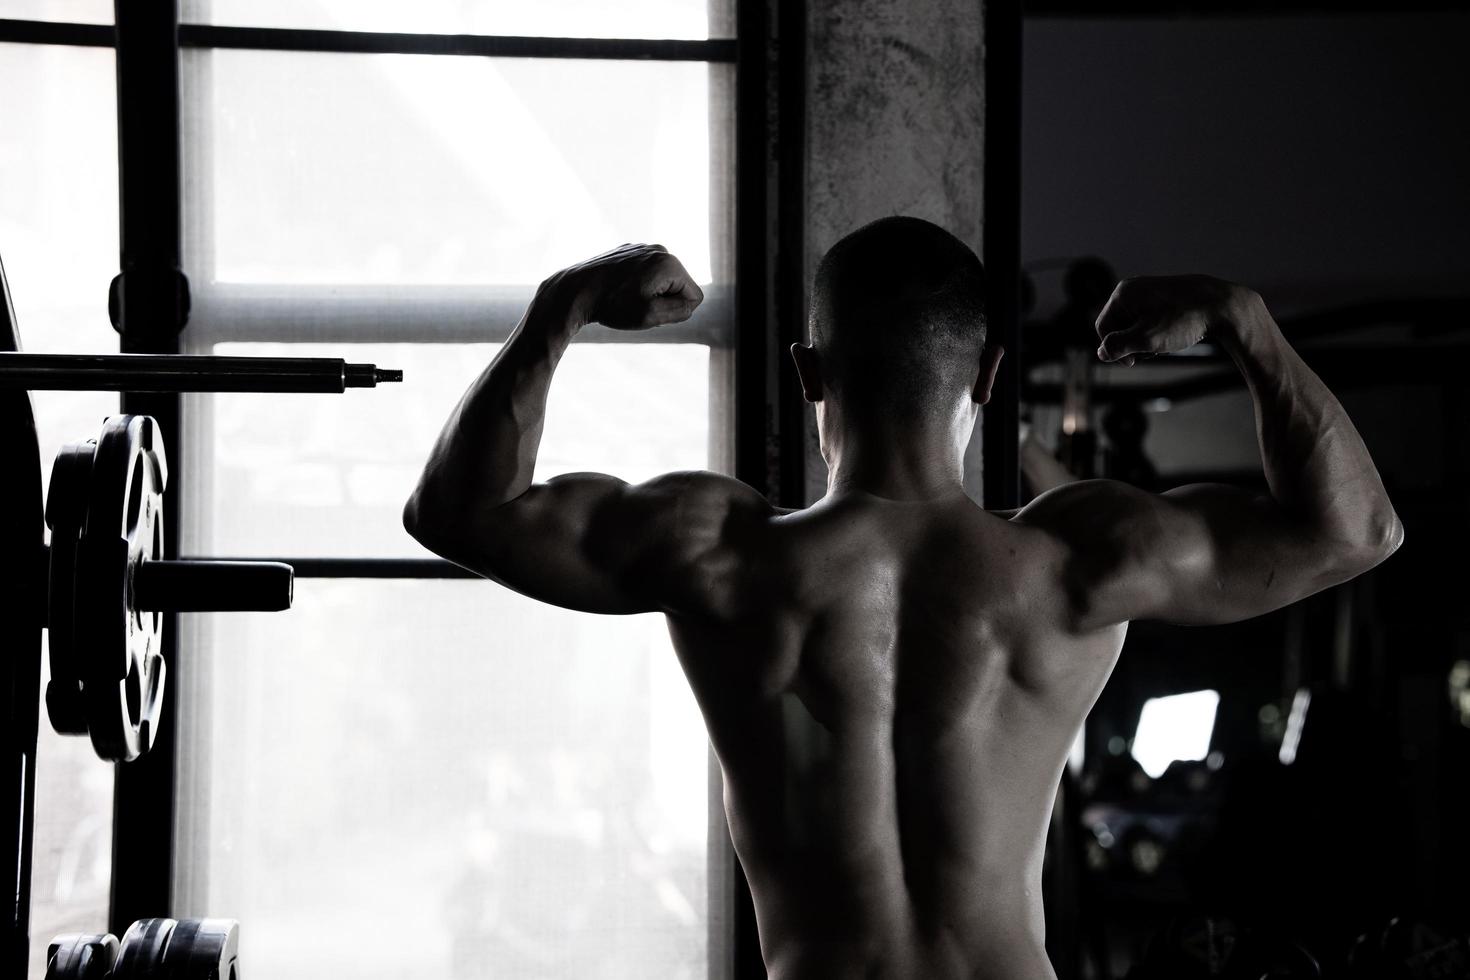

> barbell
[0,345,404,763]
[0,351,399,392]
[43,414,295,762]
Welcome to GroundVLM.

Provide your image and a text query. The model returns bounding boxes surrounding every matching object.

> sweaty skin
[406,245,1403,979]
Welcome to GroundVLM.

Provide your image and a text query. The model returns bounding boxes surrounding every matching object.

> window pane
[188,342,711,558]
[182,51,731,286]
[174,578,712,979]
[181,0,733,41]
[0,41,119,978]
[28,667,115,980]
[0,41,121,489]
[0,0,111,23]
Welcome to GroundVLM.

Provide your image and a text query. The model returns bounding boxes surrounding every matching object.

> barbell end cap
[343,362,402,387]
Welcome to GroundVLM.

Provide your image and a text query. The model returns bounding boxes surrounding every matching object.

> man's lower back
[761,924,1059,980]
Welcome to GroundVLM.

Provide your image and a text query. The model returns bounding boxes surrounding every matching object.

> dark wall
[1022,12,1470,312]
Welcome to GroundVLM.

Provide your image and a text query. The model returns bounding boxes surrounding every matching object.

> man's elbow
[403,489,450,552]
[1372,510,1406,564]
[402,493,427,542]
[404,486,494,571]
[1332,508,1405,576]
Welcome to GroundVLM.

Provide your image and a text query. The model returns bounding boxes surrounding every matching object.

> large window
[3,0,744,976]
[168,5,738,979]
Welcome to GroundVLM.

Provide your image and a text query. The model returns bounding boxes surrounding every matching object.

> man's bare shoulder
[1004,478,1225,631]
[617,472,778,612]
[973,483,1158,636]
[1007,478,1154,533]
[626,470,779,525]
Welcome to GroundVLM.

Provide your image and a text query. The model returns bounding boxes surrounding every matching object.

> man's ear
[972,344,1005,405]
[790,343,824,403]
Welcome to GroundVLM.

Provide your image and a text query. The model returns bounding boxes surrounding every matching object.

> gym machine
[1,255,401,978]
[1121,913,1470,980]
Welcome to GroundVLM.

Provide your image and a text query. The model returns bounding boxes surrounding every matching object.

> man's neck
[823,431,968,501]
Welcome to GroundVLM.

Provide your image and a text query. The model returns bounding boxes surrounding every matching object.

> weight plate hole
[126,463,144,532]
[125,659,141,725]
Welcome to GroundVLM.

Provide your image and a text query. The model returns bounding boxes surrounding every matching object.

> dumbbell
[1126,915,1322,980]
[46,934,118,980]
[47,918,239,980]
[44,415,293,762]
[1348,917,1470,980]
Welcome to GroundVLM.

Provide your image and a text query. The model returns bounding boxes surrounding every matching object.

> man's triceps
[1115,483,1352,627]
[1032,480,1274,629]
[442,473,653,614]
[470,469,749,617]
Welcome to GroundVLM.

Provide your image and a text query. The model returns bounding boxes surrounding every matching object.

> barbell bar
[0,352,401,392]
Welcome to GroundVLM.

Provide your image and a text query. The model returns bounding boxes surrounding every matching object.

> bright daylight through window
[161,3,737,978]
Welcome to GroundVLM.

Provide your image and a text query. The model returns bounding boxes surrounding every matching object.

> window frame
[1,4,782,975]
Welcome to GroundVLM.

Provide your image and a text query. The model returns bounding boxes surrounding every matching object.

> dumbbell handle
[133,560,294,612]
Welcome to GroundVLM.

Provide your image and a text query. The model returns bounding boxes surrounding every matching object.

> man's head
[795,216,999,423]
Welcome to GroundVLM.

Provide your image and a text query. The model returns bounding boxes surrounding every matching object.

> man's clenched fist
[1095,274,1253,366]
[542,243,705,331]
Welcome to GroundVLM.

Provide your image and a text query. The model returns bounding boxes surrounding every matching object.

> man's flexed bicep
[405,243,751,615]
[1023,274,1402,631]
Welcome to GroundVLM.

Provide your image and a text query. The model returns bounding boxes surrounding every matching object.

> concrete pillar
[802,0,987,501]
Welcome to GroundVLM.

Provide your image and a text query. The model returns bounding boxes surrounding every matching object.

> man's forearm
[407,292,581,529]
[1216,290,1402,558]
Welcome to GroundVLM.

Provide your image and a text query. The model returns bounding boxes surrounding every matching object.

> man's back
[407,243,1403,978]
[667,491,1124,980]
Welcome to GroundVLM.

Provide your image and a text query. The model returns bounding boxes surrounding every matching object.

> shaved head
[810,216,987,419]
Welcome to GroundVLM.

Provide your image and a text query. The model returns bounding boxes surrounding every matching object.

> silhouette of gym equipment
[47,919,238,980]
[1122,913,1470,980]
[1,253,399,977]
[44,413,292,762]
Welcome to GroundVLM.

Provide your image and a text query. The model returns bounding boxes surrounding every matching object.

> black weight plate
[78,415,168,762]
[46,932,119,980]
[45,438,97,735]
[1,251,47,977]
[160,918,240,980]
[44,438,96,531]
[114,918,176,980]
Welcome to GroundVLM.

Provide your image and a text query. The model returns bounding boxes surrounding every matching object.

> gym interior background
[2,1,1468,978]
